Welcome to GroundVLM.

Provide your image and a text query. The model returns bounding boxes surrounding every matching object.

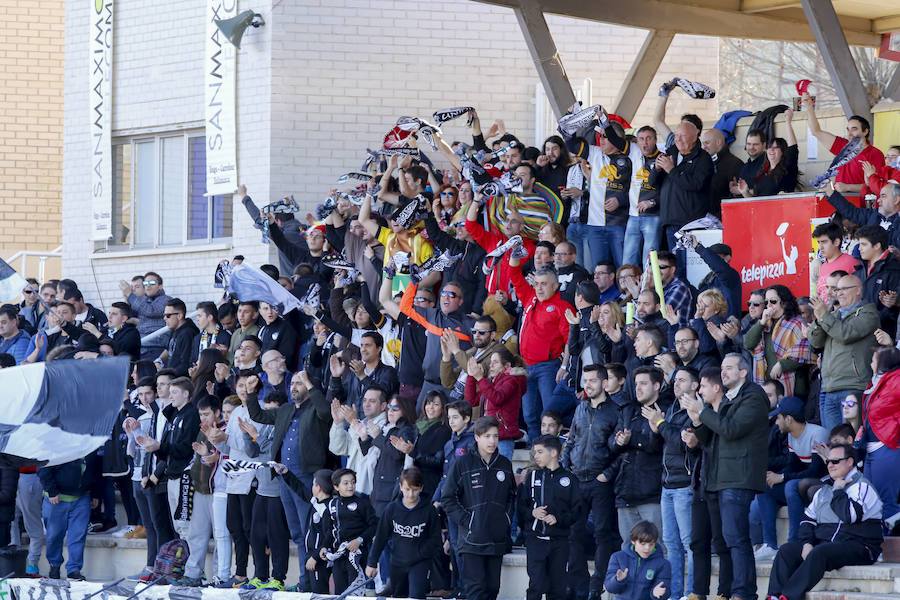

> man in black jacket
[650,123,714,276]
[327,331,399,416]
[517,435,580,600]
[609,366,665,540]
[683,353,769,600]
[442,416,515,600]
[258,301,299,371]
[644,366,700,600]
[38,458,92,580]
[106,301,141,361]
[689,239,742,320]
[561,364,620,600]
[826,183,900,249]
[244,371,331,589]
[160,298,199,377]
[853,225,900,334]
[138,377,200,538]
[700,128,744,218]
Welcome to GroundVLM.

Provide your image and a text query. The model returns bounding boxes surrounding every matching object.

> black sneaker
[48,566,61,580]
[68,571,86,582]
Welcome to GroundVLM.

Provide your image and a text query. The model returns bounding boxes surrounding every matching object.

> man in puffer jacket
[442,416,515,600]
[562,364,621,600]
[767,444,882,600]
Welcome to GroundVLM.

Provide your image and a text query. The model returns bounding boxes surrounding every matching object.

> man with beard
[683,354,769,600]
[562,365,620,600]
[609,366,666,540]
[440,316,505,401]
[244,371,331,590]
[805,94,885,206]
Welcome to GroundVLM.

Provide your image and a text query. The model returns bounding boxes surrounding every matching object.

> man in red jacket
[509,243,573,442]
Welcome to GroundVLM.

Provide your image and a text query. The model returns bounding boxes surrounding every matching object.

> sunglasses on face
[767,299,780,305]
[440,290,459,299]
[471,329,493,335]
[143,280,159,287]
[841,399,857,408]
[440,192,455,197]
[748,301,762,307]
[23,289,36,295]
[387,404,401,411]
[826,458,849,465]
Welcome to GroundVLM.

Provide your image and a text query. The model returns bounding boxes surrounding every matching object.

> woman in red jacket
[858,347,900,528]
[463,347,526,459]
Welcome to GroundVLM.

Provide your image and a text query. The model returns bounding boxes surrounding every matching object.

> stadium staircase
[27,449,899,600]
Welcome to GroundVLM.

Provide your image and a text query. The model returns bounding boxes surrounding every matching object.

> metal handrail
[5,246,62,283]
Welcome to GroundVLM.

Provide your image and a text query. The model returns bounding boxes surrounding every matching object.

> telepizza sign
[722,193,834,304]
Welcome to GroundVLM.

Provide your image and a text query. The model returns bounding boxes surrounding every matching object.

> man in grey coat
[808,274,879,431]
[124,271,171,360]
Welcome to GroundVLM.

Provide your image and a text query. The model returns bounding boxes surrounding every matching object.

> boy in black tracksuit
[366,467,442,599]
[517,435,580,600]
[275,467,334,593]
[321,468,377,594]
[441,416,516,600]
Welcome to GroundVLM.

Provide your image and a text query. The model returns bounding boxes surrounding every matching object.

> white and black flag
[0,356,130,467]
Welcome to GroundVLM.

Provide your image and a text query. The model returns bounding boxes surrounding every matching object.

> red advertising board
[722,193,835,305]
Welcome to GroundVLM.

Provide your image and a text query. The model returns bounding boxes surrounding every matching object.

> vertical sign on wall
[205,0,238,195]
[89,0,113,241]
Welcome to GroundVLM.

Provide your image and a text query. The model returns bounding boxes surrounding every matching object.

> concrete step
[28,534,900,599]
[498,548,900,599]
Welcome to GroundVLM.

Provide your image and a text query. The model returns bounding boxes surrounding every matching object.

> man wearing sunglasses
[766,444,883,600]
[440,316,505,401]
[122,271,171,361]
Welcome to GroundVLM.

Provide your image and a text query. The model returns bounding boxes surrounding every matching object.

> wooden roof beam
[472,0,881,46]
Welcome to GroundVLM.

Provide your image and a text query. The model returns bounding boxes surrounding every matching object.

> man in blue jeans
[623,126,662,267]
[509,247,573,442]
[754,396,828,560]
[684,354,769,600]
[244,372,331,591]
[38,458,92,581]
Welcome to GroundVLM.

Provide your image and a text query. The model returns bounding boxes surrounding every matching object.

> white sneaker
[754,545,777,561]
[111,526,134,538]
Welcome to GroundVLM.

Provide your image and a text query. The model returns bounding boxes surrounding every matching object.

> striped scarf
[811,137,863,188]
[751,316,812,395]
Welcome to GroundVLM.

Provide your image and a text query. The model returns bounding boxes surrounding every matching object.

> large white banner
[89,0,113,241]
[205,0,238,196]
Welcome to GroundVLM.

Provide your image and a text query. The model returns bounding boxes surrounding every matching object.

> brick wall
[0,0,63,260]
[63,0,719,308]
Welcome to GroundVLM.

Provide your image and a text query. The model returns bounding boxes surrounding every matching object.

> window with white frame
[111,131,232,248]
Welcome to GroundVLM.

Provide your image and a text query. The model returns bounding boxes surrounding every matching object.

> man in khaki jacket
[440,316,507,410]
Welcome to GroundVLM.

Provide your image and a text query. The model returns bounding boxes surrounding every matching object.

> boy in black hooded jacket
[442,416,515,600]
[517,435,580,600]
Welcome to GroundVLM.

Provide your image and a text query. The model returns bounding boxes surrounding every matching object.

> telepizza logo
[740,222,799,287]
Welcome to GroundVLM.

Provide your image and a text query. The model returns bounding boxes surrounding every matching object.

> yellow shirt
[377,226,434,294]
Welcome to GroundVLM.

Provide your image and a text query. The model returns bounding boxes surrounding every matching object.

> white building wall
[64,0,719,309]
